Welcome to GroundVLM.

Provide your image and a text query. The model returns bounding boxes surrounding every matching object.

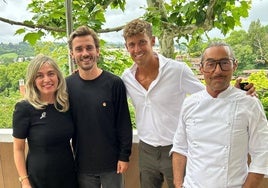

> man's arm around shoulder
[243,172,264,188]
[172,152,187,188]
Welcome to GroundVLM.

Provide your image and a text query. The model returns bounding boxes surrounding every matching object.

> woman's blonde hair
[24,54,69,112]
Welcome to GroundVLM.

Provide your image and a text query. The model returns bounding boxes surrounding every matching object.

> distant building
[17,57,25,62]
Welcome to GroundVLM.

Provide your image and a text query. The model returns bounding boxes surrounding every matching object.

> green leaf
[195,10,206,25]
[15,28,26,35]
[23,31,44,45]
[225,16,235,29]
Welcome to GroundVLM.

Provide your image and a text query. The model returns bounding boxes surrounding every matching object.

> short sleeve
[12,101,31,139]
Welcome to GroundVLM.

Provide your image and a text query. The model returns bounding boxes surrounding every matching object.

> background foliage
[0,0,253,58]
[0,41,136,128]
[0,35,267,128]
[0,0,267,128]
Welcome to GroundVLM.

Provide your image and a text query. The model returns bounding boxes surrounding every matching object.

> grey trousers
[139,140,174,188]
[77,171,124,188]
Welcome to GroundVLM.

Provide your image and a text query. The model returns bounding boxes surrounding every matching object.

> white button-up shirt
[122,53,204,146]
[171,86,268,188]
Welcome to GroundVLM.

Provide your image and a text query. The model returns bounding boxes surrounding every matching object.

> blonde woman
[12,54,78,188]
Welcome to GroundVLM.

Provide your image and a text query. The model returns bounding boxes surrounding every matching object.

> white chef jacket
[121,53,204,146]
[171,86,268,188]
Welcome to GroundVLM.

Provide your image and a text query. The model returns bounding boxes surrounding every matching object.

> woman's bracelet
[19,175,29,182]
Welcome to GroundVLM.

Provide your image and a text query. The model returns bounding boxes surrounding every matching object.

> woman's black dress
[13,100,78,188]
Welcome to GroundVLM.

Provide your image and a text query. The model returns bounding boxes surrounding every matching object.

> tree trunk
[158,29,175,58]
[147,0,175,58]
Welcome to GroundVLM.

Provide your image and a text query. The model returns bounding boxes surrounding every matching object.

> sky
[0,0,267,44]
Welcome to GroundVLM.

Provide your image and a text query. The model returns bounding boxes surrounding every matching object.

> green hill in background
[0,42,34,64]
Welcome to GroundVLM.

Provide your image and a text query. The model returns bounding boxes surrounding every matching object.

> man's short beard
[73,55,99,64]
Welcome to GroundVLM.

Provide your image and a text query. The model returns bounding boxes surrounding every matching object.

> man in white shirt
[122,18,204,188]
[171,42,268,188]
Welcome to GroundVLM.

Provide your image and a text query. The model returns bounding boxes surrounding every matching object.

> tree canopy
[0,0,252,57]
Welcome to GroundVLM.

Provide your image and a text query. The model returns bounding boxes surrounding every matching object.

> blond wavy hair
[24,54,69,112]
[123,18,153,40]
